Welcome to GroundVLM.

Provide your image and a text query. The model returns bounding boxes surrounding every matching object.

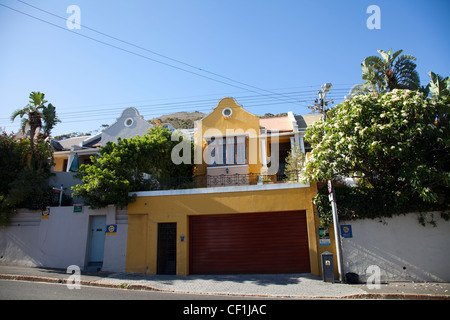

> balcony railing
[150,171,303,190]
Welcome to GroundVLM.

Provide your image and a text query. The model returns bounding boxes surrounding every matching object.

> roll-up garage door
[189,211,310,274]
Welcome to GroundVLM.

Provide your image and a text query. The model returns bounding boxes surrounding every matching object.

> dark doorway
[157,223,177,274]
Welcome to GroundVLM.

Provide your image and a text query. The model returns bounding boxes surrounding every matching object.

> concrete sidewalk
[0,265,449,299]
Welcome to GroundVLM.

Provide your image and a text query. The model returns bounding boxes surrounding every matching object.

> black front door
[157,223,177,274]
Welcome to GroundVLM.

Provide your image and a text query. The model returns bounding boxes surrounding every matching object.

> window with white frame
[205,135,247,166]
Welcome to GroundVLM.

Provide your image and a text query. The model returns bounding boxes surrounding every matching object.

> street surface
[0,279,274,300]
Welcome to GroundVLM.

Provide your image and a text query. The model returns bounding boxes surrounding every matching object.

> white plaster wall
[0,206,128,272]
[0,210,42,267]
[102,207,128,272]
[37,206,90,269]
[341,212,450,282]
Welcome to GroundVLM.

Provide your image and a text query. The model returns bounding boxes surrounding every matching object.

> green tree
[284,145,305,181]
[0,130,58,225]
[72,127,194,209]
[1,92,62,225]
[304,89,449,207]
[10,92,60,168]
[350,49,420,97]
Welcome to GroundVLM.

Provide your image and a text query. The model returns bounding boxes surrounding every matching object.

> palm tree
[11,92,60,151]
[376,49,420,91]
[348,49,420,98]
[41,102,60,137]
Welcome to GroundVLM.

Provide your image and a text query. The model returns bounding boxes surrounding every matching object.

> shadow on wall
[342,213,450,282]
[343,240,445,282]
[0,210,43,267]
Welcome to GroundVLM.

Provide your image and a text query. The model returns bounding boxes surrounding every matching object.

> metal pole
[59,185,63,207]
[320,84,344,282]
[329,180,344,282]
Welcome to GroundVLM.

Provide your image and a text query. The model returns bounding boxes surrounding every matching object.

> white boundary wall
[341,212,450,282]
[0,206,127,272]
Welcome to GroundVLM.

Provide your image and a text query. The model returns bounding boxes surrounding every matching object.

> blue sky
[0,0,449,137]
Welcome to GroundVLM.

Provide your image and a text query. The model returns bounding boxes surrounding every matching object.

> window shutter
[236,136,246,164]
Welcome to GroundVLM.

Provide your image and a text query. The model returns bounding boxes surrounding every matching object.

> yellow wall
[125,183,324,276]
[124,97,337,278]
[53,156,69,172]
[195,97,262,176]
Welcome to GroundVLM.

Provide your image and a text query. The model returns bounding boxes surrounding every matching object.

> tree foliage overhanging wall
[304,89,449,226]
[1,92,64,226]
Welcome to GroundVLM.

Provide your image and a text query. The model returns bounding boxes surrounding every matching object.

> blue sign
[106,224,117,235]
[340,225,352,238]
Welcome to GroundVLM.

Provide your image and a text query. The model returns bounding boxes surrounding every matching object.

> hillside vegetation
[149,111,206,129]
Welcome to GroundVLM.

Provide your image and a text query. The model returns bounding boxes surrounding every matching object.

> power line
[0,88,350,124]
[4,1,302,106]
[0,2,354,131]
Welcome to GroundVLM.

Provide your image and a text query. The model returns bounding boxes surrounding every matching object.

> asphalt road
[1,279,447,319]
[0,279,273,300]
[0,279,295,319]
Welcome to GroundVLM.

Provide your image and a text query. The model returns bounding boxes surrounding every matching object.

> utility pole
[310,83,344,283]
[308,83,334,120]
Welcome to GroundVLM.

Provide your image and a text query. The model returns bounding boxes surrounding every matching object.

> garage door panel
[189,211,310,274]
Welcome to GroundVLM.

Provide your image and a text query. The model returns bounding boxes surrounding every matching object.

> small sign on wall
[106,224,117,235]
[41,208,50,220]
[340,225,353,238]
[73,204,83,213]
[319,227,330,245]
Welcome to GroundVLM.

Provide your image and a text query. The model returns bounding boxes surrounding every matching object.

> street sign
[327,179,333,194]
[340,225,353,238]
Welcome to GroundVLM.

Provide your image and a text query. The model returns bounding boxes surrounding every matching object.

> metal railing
[150,171,303,190]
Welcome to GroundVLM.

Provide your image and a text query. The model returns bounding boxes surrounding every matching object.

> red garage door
[189,211,310,274]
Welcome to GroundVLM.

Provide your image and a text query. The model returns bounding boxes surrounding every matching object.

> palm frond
[28,92,47,110]
[390,49,404,63]
[396,54,416,62]
[347,83,374,98]
[10,108,27,121]
[427,71,450,99]
[42,103,61,136]
[377,49,396,66]
[392,58,420,89]
[20,117,29,132]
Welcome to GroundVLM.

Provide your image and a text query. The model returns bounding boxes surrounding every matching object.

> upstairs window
[206,135,247,166]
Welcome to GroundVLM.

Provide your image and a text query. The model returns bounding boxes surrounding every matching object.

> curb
[1,274,449,300]
[0,274,164,292]
[341,292,450,300]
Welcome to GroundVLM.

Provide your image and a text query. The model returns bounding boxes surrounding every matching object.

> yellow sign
[42,208,50,220]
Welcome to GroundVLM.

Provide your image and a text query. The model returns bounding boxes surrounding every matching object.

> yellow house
[193,97,320,186]
[125,98,338,277]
